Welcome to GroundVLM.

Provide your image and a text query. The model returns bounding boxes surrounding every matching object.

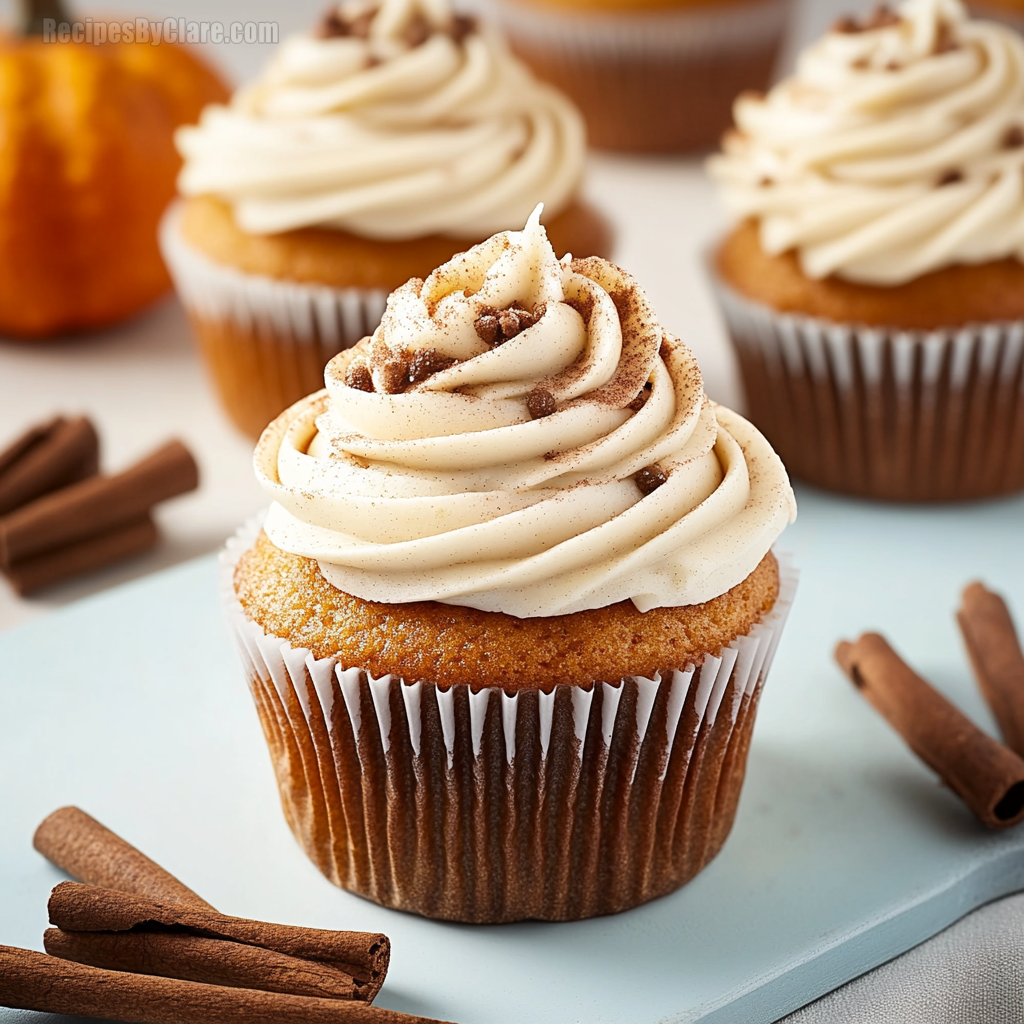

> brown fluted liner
[221,524,797,923]
[711,273,1024,503]
[496,0,789,152]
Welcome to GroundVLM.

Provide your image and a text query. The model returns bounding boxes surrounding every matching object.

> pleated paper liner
[159,204,387,440]
[494,0,790,152]
[711,273,1024,503]
[221,521,798,923]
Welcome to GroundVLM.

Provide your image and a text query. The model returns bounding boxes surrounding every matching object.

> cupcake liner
[710,272,1024,502]
[494,0,790,151]
[159,203,387,438]
[221,519,798,923]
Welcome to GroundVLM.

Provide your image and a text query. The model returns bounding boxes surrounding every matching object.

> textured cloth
[780,893,1024,1023]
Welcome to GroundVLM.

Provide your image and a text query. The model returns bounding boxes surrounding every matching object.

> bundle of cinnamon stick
[0,807,451,1024]
[0,416,199,594]
[837,582,1024,830]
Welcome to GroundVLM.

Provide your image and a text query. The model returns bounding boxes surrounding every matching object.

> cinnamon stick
[836,633,1024,829]
[0,946,448,1024]
[33,806,214,910]
[0,416,99,515]
[4,514,157,594]
[0,439,198,566]
[958,582,1024,757]
[49,882,390,995]
[44,928,362,1000]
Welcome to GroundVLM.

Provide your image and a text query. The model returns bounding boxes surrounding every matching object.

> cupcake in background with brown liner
[707,0,1024,503]
[493,0,793,152]
[160,0,609,439]
[221,207,797,923]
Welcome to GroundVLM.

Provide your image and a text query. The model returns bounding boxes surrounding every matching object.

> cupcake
[708,0,1024,502]
[221,207,797,923]
[160,0,609,439]
[493,0,793,152]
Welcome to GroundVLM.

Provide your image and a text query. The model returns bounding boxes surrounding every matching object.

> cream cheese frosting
[708,0,1024,285]
[255,208,796,618]
[176,0,585,240]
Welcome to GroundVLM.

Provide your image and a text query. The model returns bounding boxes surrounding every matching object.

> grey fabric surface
[780,893,1024,1023]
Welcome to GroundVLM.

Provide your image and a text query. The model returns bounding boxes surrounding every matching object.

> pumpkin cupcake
[160,0,609,439]
[493,0,793,152]
[708,0,1024,502]
[221,208,797,923]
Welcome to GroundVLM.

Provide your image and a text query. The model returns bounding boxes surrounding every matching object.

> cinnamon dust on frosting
[255,209,796,617]
[175,0,584,240]
[709,0,1024,286]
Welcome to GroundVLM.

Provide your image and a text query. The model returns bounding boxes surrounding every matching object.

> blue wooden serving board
[2,486,1024,1024]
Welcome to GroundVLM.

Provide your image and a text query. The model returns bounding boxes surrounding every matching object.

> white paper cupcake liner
[158,202,387,437]
[221,518,797,923]
[711,272,1024,502]
[494,0,790,151]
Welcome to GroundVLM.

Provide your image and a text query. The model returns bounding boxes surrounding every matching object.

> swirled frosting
[176,0,585,239]
[255,208,796,618]
[708,0,1024,285]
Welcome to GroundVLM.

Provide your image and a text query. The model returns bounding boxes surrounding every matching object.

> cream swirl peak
[176,0,585,239]
[255,209,796,618]
[708,0,1024,285]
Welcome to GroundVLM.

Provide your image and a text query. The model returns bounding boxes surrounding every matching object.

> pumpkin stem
[19,0,71,35]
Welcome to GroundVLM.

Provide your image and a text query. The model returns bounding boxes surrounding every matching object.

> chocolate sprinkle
[1003,125,1024,150]
[407,348,456,385]
[635,465,668,495]
[315,5,374,39]
[475,302,547,347]
[526,389,557,419]
[379,358,409,395]
[450,13,476,43]
[345,362,374,393]
[833,4,900,34]
[937,169,964,187]
[403,10,432,48]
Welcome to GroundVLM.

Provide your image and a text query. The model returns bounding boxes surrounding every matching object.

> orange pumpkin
[0,4,229,338]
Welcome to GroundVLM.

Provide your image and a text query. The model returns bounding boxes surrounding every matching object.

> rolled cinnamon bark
[836,633,1024,829]
[0,439,198,566]
[958,582,1024,757]
[48,882,390,994]
[44,928,362,1000]
[34,806,214,910]
[0,417,99,515]
[4,515,158,595]
[0,946,447,1024]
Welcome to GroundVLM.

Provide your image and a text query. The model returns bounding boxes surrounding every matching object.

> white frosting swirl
[708,0,1024,285]
[255,209,796,618]
[176,0,585,239]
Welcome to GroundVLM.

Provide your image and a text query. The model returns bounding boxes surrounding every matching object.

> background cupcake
[161,0,609,439]
[223,210,797,923]
[967,1,1024,31]
[708,0,1024,502]
[494,0,793,152]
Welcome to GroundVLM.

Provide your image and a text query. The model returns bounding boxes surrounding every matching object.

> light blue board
[2,486,1024,1024]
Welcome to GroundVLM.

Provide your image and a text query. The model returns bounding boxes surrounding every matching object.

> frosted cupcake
[222,208,797,923]
[160,0,608,438]
[708,0,1024,502]
[494,0,793,152]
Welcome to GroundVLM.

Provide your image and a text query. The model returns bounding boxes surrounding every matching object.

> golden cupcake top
[175,0,585,240]
[709,0,1024,285]
[255,210,796,618]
